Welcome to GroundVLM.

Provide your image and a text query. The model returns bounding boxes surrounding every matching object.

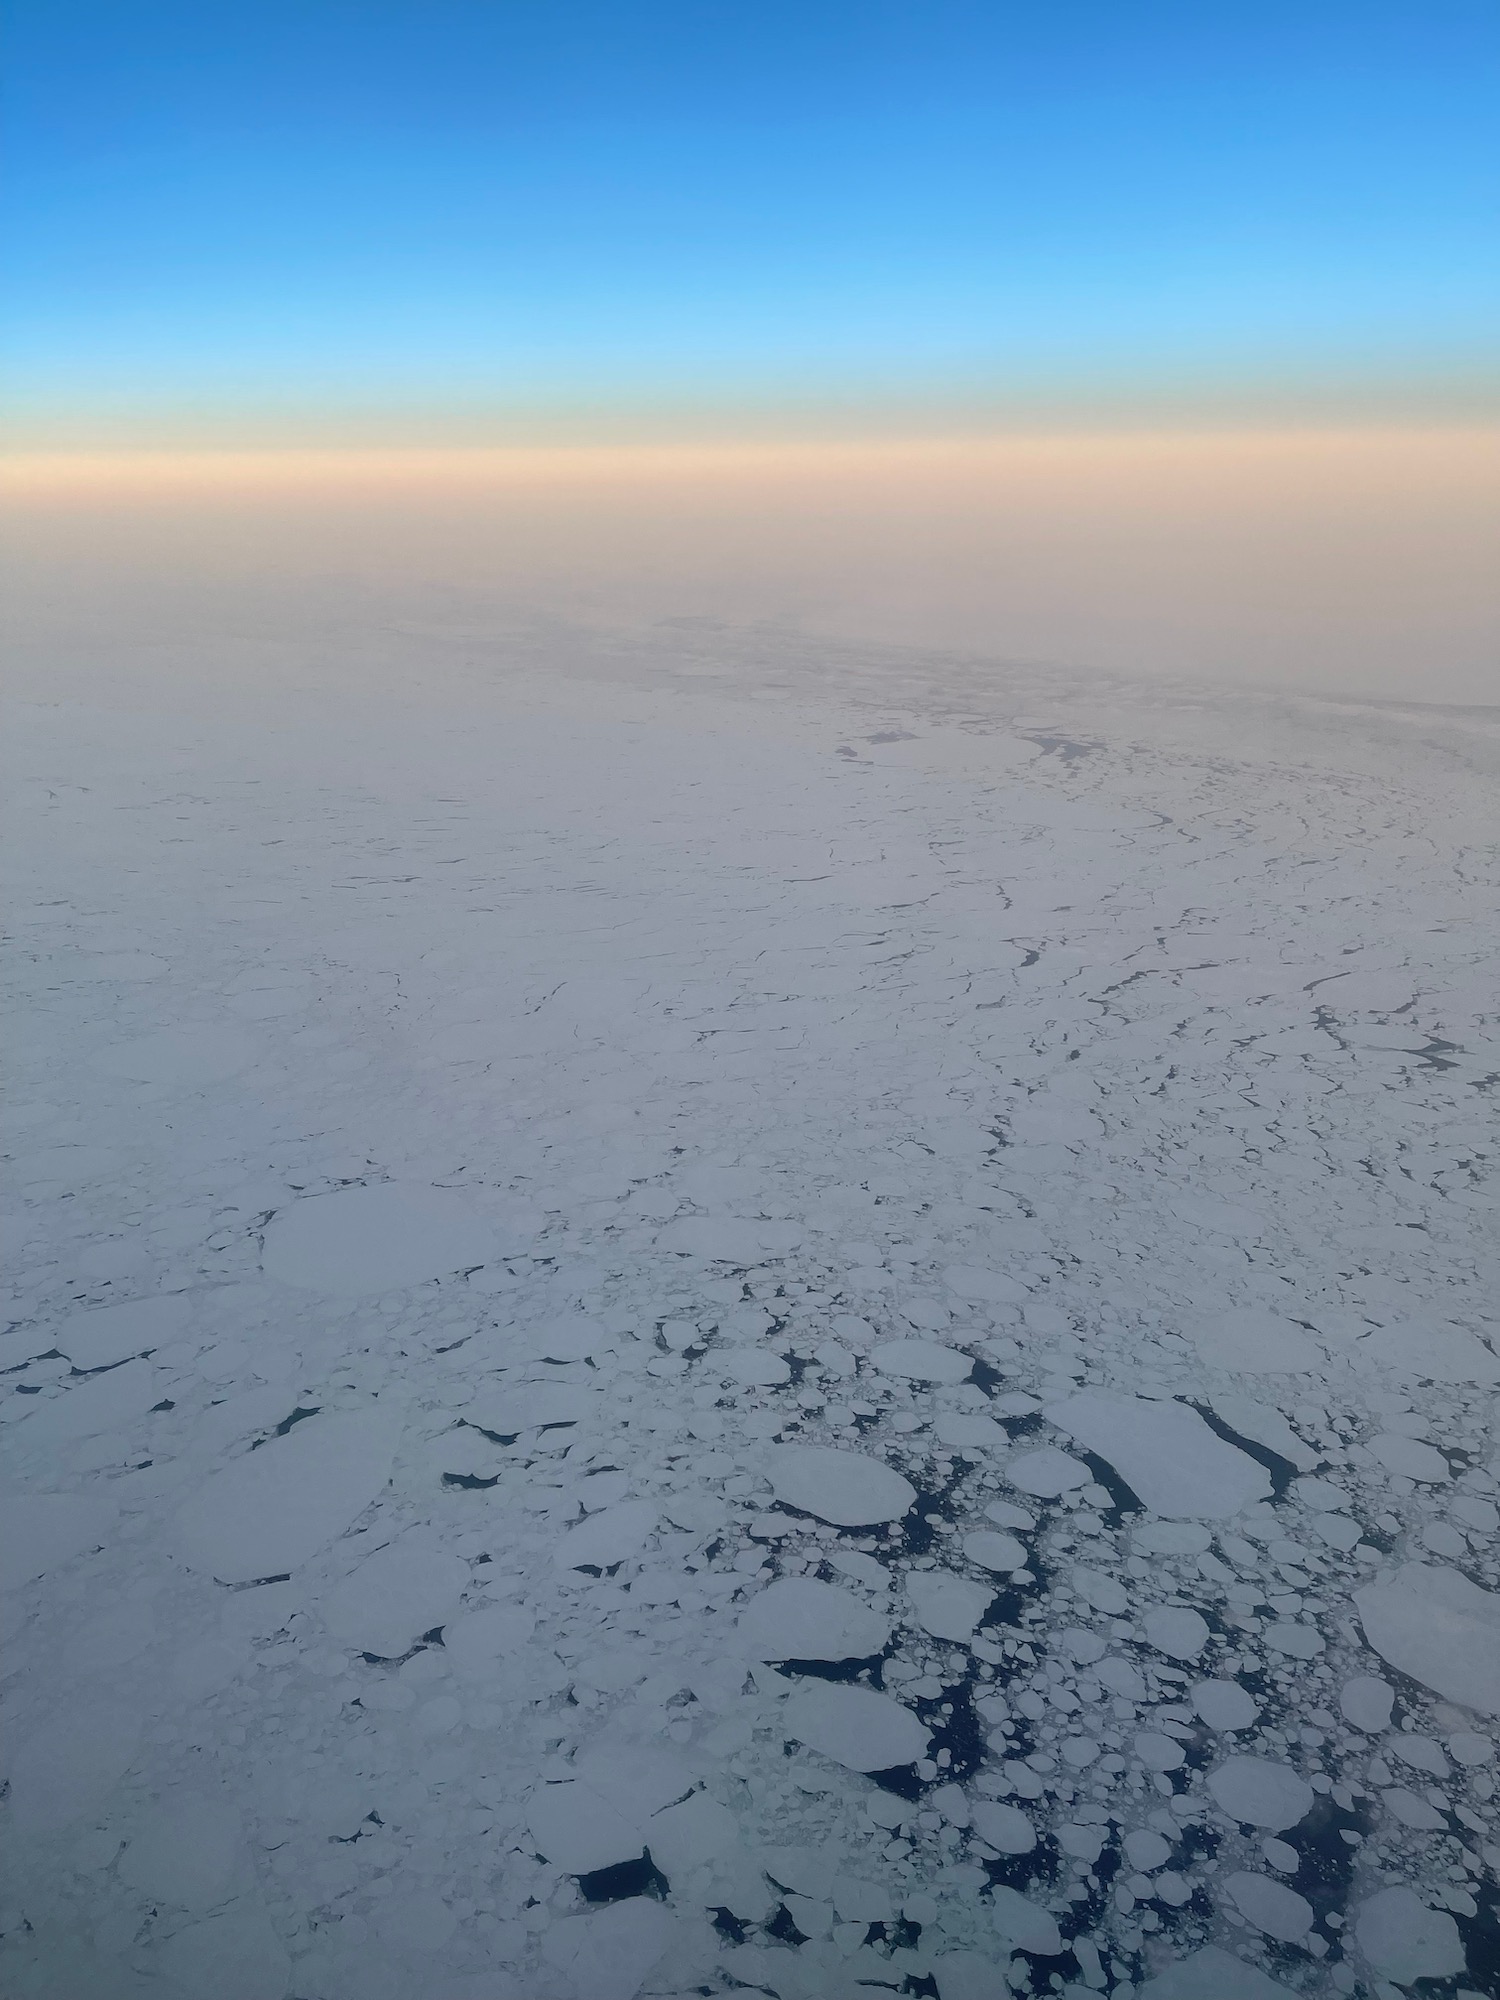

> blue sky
[3,0,1497,441]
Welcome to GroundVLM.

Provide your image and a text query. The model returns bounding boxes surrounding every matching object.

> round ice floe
[1355,1563,1500,1714]
[987,1884,1061,1955]
[962,1529,1026,1572]
[970,1800,1035,1854]
[1135,1732,1185,1772]
[119,1795,243,1909]
[321,1533,469,1657]
[1190,1308,1320,1373]
[55,1292,192,1370]
[870,1339,972,1384]
[719,1347,791,1387]
[1340,1674,1395,1733]
[737,1577,890,1661]
[262,1182,497,1296]
[1192,1679,1259,1732]
[1382,1786,1445,1829]
[1354,1885,1466,1984]
[93,1025,255,1085]
[768,1445,916,1525]
[1144,1606,1210,1660]
[554,1500,658,1571]
[1223,1871,1314,1941]
[785,1683,929,1771]
[1207,1756,1314,1829]
[1368,1432,1451,1482]
[1071,1566,1130,1615]
[906,1570,993,1643]
[935,1412,1008,1450]
[1006,1446,1089,1498]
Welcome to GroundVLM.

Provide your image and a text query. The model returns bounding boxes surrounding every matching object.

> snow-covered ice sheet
[3,623,1499,1998]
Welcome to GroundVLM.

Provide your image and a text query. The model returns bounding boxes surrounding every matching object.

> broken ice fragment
[784,1682,929,1771]
[0,1489,116,1591]
[1355,1563,1500,1714]
[986,1883,1061,1955]
[1207,1756,1314,1829]
[970,1800,1036,1854]
[962,1529,1026,1572]
[906,1570,993,1642]
[527,1781,644,1874]
[1368,1432,1451,1482]
[54,1292,192,1370]
[736,1576,890,1660]
[1143,1606,1210,1660]
[1006,1446,1089,1498]
[1190,1308,1320,1373]
[1354,1885,1466,1984]
[118,1795,244,1909]
[1046,1391,1271,1519]
[17,1358,163,1445]
[1192,1679,1259,1731]
[870,1339,972,1384]
[943,1263,1025,1305]
[1222,1871,1314,1941]
[768,1445,916,1525]
[1138,1945,1299,1998]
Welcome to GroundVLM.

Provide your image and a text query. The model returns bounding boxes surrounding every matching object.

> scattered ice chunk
[768,1445,916,1525]
[54,1292,192,1369]
[1132,1521,1213,1555]
[1135,1731,1185,1772]
[465,1380,597,1435]
[1138,1946,1299,1999]
[785,1683,929,1771]
[1449,1730,1493,1767]
[935,1412,1008,1450]
[1355,1563,1500,1714]
[1352,1321,1500,1384]
[1098,1656,1146,1700]
[321,1532,469,1656]
[906,1570,993,1642]
[962,1529,1026,1572]
[1006,1446,1089,1498]
[870,1339,971,1384]
[736,1576,891,1660]
[261,1183,497,1296]
[1192,1679,1259,1731]
[1210,1394,1317,1470]
[527,1781,644,1873]
[1047,1391,1271,1518]
[1143,1606,1210,1660]
[1191,1309,1321,1373]
[173,1406,400,1582]
[658,1216,797,1261]
[0,1489,116,1590]
[931,1950,1014,1999]
[1262,1620,1323,1660]
[554,1499,658,1570]
[1222,1871,1314,1941]
[970,1800,1036,1854]
[987,1884,1061,1955]
[984,1500,1036,1531]
[1368,1432,1451,1482]
[1354,1885,1466,1984]
[1207,1756,1314,1829]
[761,1845,837,1899]
[119,1795,243,1908]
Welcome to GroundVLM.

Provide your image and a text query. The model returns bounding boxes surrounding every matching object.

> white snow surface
[4,627,1497,1998]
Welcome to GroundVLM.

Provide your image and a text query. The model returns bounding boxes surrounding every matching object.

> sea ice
[1207,1756,1314,1829]
[736,1576,890,1659]
[1047,1390,1272,1517]
[1355,1563,1500,1714]
[784,1683,929,1771]
[767,1445,916,1525]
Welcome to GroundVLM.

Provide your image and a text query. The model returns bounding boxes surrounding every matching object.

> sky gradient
[4,0,1498,444]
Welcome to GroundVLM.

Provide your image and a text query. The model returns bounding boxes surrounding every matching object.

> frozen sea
[3,620,1499,2000]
